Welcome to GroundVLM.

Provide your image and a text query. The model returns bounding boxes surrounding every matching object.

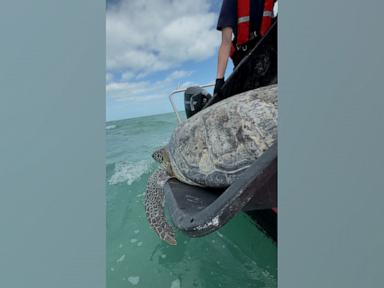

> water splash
[108,160,152,186]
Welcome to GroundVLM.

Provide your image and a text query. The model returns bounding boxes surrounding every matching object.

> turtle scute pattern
[144,85,278,245]
[167,85,278,188]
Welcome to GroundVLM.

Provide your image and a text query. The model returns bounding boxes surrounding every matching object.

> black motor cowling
[184,87,212,119]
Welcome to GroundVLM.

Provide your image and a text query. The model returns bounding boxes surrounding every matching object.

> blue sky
[106,0,233,121]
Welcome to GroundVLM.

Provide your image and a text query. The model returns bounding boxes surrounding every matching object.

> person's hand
[214,78,225,95]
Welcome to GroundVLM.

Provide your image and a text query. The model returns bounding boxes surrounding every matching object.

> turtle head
[152,147,173,175]
[152,148,167,164]
[152,147,173,176]
[153,146,172,165]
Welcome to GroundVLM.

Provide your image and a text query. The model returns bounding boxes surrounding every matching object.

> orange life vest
[231,0,274,57]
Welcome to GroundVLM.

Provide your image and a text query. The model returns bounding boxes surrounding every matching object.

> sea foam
[116,254,125,263]
[128,276,140,285]
[108,160,151,186]
[170,279,181,288]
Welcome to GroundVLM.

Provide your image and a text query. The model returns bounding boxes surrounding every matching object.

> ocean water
[106,112,277,288]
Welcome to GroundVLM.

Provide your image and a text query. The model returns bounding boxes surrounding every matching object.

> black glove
[213,78,225,95]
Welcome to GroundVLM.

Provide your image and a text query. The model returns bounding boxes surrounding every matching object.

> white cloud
[107,78,174,103]
[106,0,220,74]
[107,0,221,118]
[106,72,114,83]
[121,71,135,81]
[107,68,197,108]
[179,81,198,88]
[164,70,193,82]
[107,81,156,100]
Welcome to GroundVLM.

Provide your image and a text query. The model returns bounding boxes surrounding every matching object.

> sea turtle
[145,84,278,245]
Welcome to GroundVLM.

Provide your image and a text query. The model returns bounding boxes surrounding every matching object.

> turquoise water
[106,112,277,288]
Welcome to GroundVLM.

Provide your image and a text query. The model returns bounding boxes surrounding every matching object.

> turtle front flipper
[145,168,177,245]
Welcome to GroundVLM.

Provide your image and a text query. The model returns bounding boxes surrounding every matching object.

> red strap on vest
[236,0,250,46]
[260,0,274,36]
[230,0,274,58]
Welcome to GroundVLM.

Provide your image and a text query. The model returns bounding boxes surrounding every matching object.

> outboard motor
[184,86,212,119]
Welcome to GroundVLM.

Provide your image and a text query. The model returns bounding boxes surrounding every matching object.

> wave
[106,124,116,130]
[108,159,153,186]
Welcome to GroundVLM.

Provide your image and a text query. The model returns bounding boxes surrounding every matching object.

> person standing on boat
[214,0,276,95]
